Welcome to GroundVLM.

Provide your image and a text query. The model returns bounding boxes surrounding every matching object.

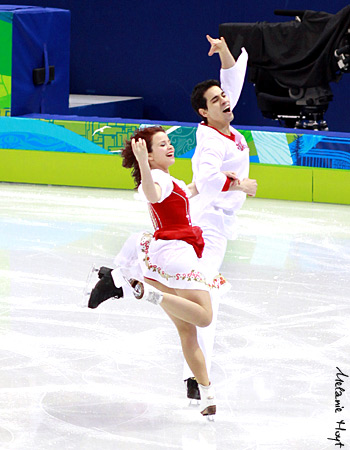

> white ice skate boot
[112,269,163,306]
[198,383,216,420]
[129,279,164,305]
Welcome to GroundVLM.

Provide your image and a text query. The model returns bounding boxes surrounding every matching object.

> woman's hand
[131,138,149,166]
[222,170,239,181]
[222,171,240,188]
[186,182,199,198]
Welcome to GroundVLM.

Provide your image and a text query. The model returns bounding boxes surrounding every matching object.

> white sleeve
[194,137,228,202]
[220,47,248,111]
[138,169,173,203]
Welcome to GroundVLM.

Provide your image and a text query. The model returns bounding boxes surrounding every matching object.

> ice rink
[0,182,349,450]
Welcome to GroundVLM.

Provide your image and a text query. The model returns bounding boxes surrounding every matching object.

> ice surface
[0,183,349,449]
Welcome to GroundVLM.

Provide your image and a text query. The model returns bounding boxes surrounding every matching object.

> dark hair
[122,126,165,187]
[191,79,221,123]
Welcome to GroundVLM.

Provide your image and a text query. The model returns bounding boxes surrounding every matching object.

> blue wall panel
[11,7,70,115]
[0,0,349,131]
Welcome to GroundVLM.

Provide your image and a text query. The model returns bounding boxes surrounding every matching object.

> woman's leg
[141,280,210,385]
[145,278,212,328]
[156,285,215,417]
[164,309,210,387]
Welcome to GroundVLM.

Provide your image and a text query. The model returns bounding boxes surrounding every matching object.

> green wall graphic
[0,115,349,204]
[0,13,12,116]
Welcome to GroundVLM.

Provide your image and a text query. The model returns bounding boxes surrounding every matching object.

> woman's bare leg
[143,280,210,385]
[145,278,212,328]
[165,310,210,386]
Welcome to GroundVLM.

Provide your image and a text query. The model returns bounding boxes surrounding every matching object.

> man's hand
[240,178,258,197]
[228,177,257,196]
[207,35,229,56]
[206,35,235,69]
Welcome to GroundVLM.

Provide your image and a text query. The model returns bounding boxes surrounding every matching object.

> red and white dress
[114,169,228,292]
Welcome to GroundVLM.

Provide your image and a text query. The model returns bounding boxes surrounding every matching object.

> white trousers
[182,228,228,380]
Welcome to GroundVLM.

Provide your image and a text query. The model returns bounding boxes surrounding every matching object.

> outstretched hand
[206,34,235,69]
[206,34,228,56]
[131,138,149,166]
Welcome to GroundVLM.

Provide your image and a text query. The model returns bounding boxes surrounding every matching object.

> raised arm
[206,34,248,111]
[131,138,161,203]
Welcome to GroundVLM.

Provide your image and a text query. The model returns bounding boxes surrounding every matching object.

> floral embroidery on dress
[139,233,227,290]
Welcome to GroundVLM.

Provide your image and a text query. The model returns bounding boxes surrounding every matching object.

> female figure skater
[87,125,240,418]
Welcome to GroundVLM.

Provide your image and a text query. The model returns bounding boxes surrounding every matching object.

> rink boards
[0,115,349,204]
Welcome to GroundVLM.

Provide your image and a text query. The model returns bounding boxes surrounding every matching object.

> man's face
[199,85,233,126]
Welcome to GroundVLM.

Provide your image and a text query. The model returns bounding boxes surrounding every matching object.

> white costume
[183,48,250,379]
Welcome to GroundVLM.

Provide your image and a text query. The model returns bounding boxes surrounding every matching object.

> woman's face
[148,132,175,171]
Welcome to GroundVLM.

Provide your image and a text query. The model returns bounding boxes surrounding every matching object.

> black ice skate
[97,266,113,279]
[88,274,123,309]
[185,377,201,404]
[83,265,123,309]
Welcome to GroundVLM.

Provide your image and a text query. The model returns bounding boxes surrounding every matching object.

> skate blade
[81,264,99,308]
[113,268,144,299]
[188,399,201,407]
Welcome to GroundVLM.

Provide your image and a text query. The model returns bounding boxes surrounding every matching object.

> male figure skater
[183,35,257,400]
